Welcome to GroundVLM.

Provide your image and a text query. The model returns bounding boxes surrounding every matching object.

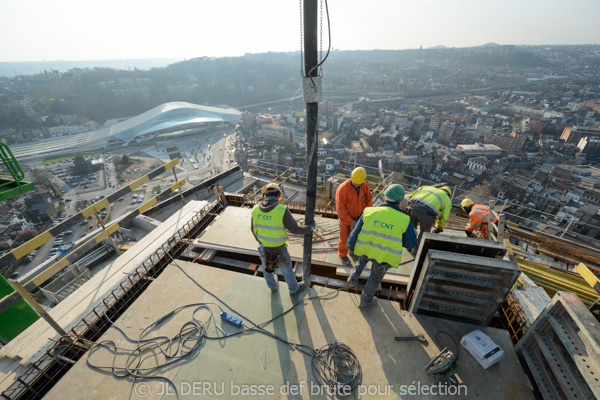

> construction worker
[251,183,314,294]
[407,185,452,245]
[346,184,416,308]
[461,198,497,239]
[335,167,373,266]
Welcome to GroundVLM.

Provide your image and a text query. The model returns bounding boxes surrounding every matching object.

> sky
[0,0,598,62]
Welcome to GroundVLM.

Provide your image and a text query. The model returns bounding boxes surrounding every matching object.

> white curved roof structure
[108,102,241,143]
[12,102,241,158]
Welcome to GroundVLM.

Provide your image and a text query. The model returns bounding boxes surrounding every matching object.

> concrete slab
[44,261,534,400]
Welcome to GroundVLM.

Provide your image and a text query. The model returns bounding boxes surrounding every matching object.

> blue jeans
[360,259,391,307]
[258,245,300,293]
[349,255,370,282]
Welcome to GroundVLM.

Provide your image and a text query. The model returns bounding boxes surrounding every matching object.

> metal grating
[408,249,521,325]
[515,291,600,399]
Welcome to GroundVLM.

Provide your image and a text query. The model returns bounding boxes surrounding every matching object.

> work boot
[270,280,279,294]
[290,282,306,295]
[347,278,358,290]
[359,297,378,309]
[340,256,352,266]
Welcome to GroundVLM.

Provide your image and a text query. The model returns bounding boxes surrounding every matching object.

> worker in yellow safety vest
[407,186,452,245]
[251,183,314,294]
[347,184,417,308]
[461,198,497,239]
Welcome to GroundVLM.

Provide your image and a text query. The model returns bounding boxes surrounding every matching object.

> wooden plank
[513,287,551,324]
[0,200,209,366]
[576,262,600,295]
[335,266,409,285]
[197,248,217,262]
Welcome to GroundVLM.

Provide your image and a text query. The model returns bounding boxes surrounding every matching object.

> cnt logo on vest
[373,220,394,229]
[258,214,272,220]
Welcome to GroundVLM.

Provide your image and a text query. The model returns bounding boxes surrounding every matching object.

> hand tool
[394,334,428,343]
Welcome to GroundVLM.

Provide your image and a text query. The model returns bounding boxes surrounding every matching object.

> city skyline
[0,0,598,63]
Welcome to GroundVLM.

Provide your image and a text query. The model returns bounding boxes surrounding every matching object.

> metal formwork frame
[515,291,600,399]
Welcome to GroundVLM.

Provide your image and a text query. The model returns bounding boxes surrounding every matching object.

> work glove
[308,220,316,231]
[351,219,358,228]
[433,228,443,234]
[464,230,472,237]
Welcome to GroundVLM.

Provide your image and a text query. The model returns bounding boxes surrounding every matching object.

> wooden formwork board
[515,291,600,399]
[44,261,534,400]
[193,206,414,283]
[408,250,521,326]
[512,287,551,325]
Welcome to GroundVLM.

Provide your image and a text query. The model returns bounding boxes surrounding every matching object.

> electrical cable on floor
[312,341,363,395]
[435,331,460,360]
[78,254,361,400]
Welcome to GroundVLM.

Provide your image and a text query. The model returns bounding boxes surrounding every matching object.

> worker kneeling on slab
[461,198,497,240]
[251,183,314,294]
[347,184,417,308]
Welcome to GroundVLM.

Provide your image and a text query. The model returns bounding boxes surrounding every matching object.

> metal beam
[302,0,319,287]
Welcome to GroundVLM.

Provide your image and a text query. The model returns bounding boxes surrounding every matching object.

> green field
[42,149,104,163]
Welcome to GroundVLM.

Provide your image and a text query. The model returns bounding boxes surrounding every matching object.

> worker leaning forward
[407,185,452,246]
[347,184,417,308]
[335,167,373,266]
[461,198,497,239]
[251,183,314,294]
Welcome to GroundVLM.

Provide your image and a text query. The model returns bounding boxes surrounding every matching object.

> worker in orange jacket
[461,198,497,239]
[336,167,373,265]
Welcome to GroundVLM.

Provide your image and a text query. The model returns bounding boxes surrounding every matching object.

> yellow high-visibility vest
[252,204,288,247]
[354,206,410,267]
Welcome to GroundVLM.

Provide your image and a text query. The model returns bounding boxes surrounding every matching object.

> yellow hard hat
[350,167,367,185]
[440,186,452,196]
[263,183,282,200]
[461,198,474,210]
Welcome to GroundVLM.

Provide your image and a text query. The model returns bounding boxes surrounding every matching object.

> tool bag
[263,246,283,273]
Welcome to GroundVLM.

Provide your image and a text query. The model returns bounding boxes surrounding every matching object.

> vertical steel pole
[302,0,319,287]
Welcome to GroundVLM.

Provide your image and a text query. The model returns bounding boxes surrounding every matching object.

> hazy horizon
[1,0,598,64]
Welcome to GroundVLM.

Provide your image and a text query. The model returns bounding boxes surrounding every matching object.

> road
[13,129,238,278]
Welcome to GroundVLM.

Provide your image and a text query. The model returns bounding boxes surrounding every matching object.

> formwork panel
[408,250,521,325]
[515,291,600,399]
[406,232,508,298]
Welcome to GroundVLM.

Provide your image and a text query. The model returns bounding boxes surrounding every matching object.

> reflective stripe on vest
[354,207,410,267]
[422,189,444,210]
[410,187,444,212]
[471,205,490,226]
[252,204,288,247]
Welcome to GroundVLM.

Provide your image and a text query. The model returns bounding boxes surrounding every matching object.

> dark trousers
[409,207,436,247]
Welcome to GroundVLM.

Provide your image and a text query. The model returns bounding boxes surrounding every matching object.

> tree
[73,156,91,174]
[17,229,38,242]
[122,154,130,165]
